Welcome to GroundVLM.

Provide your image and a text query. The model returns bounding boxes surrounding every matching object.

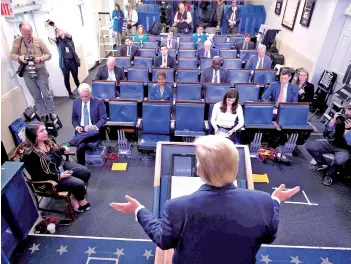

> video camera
[17,55,37,78]
[46,19,55,27]
[160,2,171,25]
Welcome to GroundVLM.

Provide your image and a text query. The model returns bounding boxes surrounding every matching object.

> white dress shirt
[175,11,192,24]
[80,100,92,127]
[204,49,211,58]
[107,69,116,81]
[211,102,244,129]
[212,69,220,83]
[124,9,138,25]
[229,6,237,23]
[255,57,264,69]
[281,83,288,102]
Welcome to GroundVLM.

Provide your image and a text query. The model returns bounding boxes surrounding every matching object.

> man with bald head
[197,40,219,62]
[11,21,56,121]
[201,56,229,85]
[173,2,192,34]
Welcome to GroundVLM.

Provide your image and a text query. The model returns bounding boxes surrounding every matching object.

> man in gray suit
[245,44,272,71]
[201,56,229,84]
[235,33,255,55]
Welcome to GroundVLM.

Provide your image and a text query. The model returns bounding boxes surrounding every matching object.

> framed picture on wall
[282,0,301,31]
[300,0,316,27]
[275,0,283,15]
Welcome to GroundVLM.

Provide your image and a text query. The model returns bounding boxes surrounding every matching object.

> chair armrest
[308,122,318,132]
[272,121,281,131]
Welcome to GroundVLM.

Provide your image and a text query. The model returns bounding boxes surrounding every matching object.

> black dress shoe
[69,94,76,99]
[79,203,91,212]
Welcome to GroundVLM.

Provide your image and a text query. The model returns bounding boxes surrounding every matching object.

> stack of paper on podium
[171,176,238,199]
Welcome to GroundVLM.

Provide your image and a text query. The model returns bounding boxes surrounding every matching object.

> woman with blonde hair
[134,24,148,44]
[295,68,314,104]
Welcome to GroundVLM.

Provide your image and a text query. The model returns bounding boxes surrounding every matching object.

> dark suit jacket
[94,65,126,83]
[201,66,229,84]
[161,38,177,49]
[235,41,255,54]
[72,97,107,130]
[245,55,272,70]
[119,45,140,60]
[154,55,177,68]
[298,81,314,103]
[196,47,219,62]
[261,82,299,105]
[137,183,280,264]
[225,6,241,25]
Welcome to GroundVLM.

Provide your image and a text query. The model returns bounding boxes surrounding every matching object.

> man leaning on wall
[10,21,57,122]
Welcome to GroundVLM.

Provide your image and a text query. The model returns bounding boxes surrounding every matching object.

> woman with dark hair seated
[295,68,314,104]
[21,121,91,213]
[149,71,173,101]
[210,88,244,143]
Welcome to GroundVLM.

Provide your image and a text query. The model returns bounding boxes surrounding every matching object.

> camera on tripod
[17,55,37,78]
[160,2,171,25]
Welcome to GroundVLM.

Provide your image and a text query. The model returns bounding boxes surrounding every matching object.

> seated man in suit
[154,45,177,69]
[201,56,229,85]
[192,24,208,48]
[95,56,126,83]
[111,135,300,264]
[261,69,298,114]
[235,33,255,55]
[161,30,177,49]
[245,44,272,71]
[225,0,241,34]
[197,40,219,63]
[119,37,140,64]
[71,83,107,165]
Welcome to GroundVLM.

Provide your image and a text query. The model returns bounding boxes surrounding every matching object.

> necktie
[277,84,285,104]
[163,56,166,66]
[127,46,131,56]
[168,39,171,48]
[213,70,218,83]
[243,42,248,50]
[230,8,235,22]
[83,102,89,127]
[258,58,263,69]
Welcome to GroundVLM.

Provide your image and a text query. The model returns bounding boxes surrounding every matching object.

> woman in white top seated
[210,88,244,144]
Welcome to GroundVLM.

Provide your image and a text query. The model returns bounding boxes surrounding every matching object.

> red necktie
[277,84,285,104]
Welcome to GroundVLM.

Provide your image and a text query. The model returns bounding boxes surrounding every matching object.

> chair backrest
[134,56,153,72]
[152,68,175,83]
[277,103,310,128]
[108,100,138,125]
[231,36,245,44]
[220,49,238,59]
[179,42,195,50]
[205,83,231,103]
[8,118,27,146]
[175,102,205,132]
[176,83,202,101]
[200,58,213,72]
[115,57,131,71]
[178,49,196,58]
[253,69,277,85]
[127,67,149,83]
[213,36,230,43]
[208,103,215,121]
[178,36,193,42]
[139,48,157,57]
[132,42,142,48]
[119,81,144,101]
[177,68,199,82]
[178,58,198,69]
[239,50,257,60]
[147,82,173,98]
[142,101,171,134]
[222,58,242,69]
[228,69,251,84]
[92,81,117,99]
[148,35,161,42]
[236,83,261,104]
[215,42,232,50]
[142,41,159,49]
[167,48,177,57]
[244,102,274,126]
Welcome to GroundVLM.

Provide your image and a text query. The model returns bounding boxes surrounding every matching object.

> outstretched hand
[272,184,300,203]
[110,195,141,214]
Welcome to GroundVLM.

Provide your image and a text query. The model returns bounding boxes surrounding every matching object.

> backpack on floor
[149,21,162,35]
[258,147,277,162]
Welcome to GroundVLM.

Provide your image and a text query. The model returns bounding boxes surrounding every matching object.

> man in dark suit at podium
[110,135,300,264]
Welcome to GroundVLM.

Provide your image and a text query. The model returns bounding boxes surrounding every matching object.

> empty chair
[179,42,195,49]
[244,102,275,128]
[177,68,199,82]
[253,69,277,85]
[213,36,230,43]
[220,49,238,59]
[175,101,205,137]
[236,83,261,104]
[152,68,174,83]
[127,67,149,83]
[231,36,244,45]
[139,48,157,57]
[148,35,161,42]
[167,48,177,57]
[115,57,131,71]
[108,100,138,127]
[176,83,202,101]
[119,81,144,101]
[138,101,171,150]
[134,56,153,72]
[132,42,142,48]
[205,83,231,103]
[239,50,257,61]
[228,69,251,84]
[178,36,193,42]
[215,42,232,50]
[143,41,159,49]
[200,58,213,72]
[178,49,196,58]
[92,81,117,99]
[178,58,198,69]
[223,58,242,69]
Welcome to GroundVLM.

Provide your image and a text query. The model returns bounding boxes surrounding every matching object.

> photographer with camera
[306,104,351,186]
[10,21,56,122]
[123,3,138,36]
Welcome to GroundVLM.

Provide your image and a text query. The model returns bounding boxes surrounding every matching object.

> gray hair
[257,44,267,52]
[78,83,92,93]
[213,56,221,62]
[106,56,116,64]
[19,21,32,30]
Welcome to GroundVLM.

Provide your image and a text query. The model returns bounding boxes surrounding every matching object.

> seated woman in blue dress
[149,71,173,102]
[210,88,244,144]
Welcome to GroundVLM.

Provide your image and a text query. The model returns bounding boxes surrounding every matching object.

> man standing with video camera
[10,21,56,122]
[306,104,351,186]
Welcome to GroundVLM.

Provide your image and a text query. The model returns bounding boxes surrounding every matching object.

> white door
[329,16,351,92]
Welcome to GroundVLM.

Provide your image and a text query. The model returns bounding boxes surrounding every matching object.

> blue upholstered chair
[148,35,161,42]
[119,81,144,102]
[143,41,159,49]
[200,58,212,72]
[214,42,232,50]
[176,83,202,101]
[253,69,277,85]
[178,49,196,58]
[222,58,242,69]
[236,83,261,104]
[178,58,198,69]
[127,67,149,83]
[115,57,131,72]
[220,49,238,59]
[227,69,251,84]
[132,42,141,48]
[179,42,195,50]
[178,36,193,42]
[239,50,257,61]
[231,36,245,45]
[213,36,230,43]
[167,48,177,58]
[139,48,157,57]
[134,56,154,73]
[177,68,199,82]
[175,101,205,137]
[152,68,175,83]
[244,102,276,129]
[138,101,171,150]
[92,81,117,100]
[204,83,231,103]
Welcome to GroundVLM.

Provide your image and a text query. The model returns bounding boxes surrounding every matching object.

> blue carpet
[11,235,351,263]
